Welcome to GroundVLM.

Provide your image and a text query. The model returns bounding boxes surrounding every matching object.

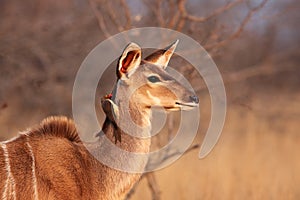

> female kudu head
[103,41,199,129]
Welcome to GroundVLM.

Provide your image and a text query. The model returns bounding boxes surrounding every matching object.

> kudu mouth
[149,95,199,111]
[174,102,198,110]
[174,95,199,110]
[151,101,198,111]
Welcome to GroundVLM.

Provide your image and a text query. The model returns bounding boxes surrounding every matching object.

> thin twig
[156,0,165,27]
[167,0,180,29]
[179,0,243,23]
[176,0,187,31]
[146,144,201,170]
[127,143,200,199]
[194,52,296,92]
[88,0,111,39]
[145,172,161,200]
[87,0,121,49]
[120,0,132,29]
[205,0,269,50]
[106,1,124,32]
[125,177,143,200]
[143,0,165,27]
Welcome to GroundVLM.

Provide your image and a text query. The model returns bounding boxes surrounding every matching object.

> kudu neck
[112,81,152,130]
[89,83,152,155]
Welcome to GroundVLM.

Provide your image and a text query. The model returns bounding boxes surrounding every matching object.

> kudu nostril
[190,95,199,103]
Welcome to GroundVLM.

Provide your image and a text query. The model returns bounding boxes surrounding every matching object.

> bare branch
[156,0,165,27]
[179,0,243,23]
[143,0,165,27]
[262,3,298,21]
[88,0,122,49]
[167,0,181,29]
[87,0,111,39]
[176,0,187,31]
[194,51,297,92]
[120,0,132,29]
[126,143,200,199]
[224,61,294,84]
[106,1,124,32]
[125,177,142,200]
[205,0,269,50]
[145,172,161,200]
[146,144,201,170]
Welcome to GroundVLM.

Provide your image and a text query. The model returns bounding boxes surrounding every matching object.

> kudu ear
[117,43,142,79]
[144,40,179,69]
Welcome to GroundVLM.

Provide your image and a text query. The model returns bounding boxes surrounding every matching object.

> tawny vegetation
[0,41,198,200]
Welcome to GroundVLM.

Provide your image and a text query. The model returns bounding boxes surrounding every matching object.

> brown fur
[28,116,81,143]
[0,116,142,200]
[0,41,198,200]
[1,116,94,199]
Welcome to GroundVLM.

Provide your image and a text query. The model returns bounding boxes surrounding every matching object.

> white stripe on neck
[26,137,39,200]
[1,143,16,200]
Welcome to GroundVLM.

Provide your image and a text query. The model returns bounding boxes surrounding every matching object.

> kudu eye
[147,75,161,83]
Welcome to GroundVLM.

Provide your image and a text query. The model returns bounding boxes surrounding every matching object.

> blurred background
[0,0,299,199]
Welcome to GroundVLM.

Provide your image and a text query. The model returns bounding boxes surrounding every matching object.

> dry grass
[130,90,300,200]
[0,0,299,199]
[0,78,299,199]
[0,75,299,200]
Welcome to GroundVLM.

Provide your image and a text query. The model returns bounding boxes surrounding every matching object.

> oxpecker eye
[147,75,161,83]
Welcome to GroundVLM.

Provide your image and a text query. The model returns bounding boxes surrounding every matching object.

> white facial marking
[146,90,161,104]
